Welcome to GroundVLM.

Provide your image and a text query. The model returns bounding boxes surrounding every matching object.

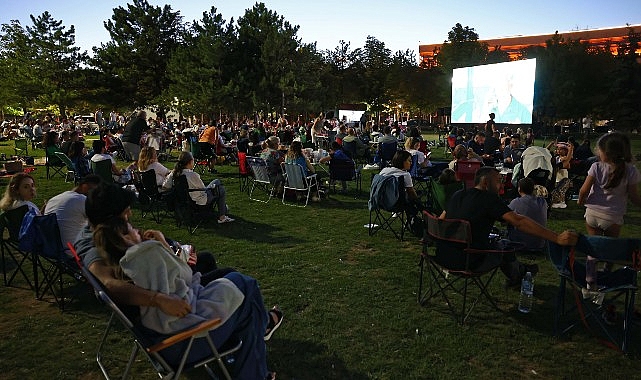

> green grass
[1,134,641,379]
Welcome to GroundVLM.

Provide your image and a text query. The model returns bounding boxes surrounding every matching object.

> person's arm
[502,211,577,246]
[577,175,595,206]
[88,260,192,317]
[304,156,315,173]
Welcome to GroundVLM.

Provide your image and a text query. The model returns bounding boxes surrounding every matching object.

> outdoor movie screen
[451,58,536,125]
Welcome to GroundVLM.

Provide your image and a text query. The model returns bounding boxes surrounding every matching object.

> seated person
[405,137,432,175]
[319,141,352,192]
[342,127,370,162]
[138,146,171,187]
[0,172,41,214]
[43,175,101,256]
[284,141,320,201]
[448,144,481,170]
[43,130,64,165]
[377,126,396,145]
[80,185,281,380]
[91,139,129,183]
[441,167,578,287]
[163,151,234,224]
[379,150,421,215]
[68,141,91,178]
[467,131,493,166]
[507,178,547,252]
[503,134,525,168]
[259,136,285,188]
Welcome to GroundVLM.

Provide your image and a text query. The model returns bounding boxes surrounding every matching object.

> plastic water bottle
[518,271,534,313]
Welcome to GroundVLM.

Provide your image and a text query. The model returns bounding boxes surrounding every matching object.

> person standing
[485,112,496,134]
[95,109,104,128]
[578,132,641,290]
[121,110,149,162]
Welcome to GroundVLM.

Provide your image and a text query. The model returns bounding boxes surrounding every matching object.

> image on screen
[451,58,536,124]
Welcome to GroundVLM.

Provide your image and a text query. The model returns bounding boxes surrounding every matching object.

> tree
[0,20,35,113]
[608,26,641,131]
[437,23,488,74]
[361,36,392,113]
[166,7,230,117]
[93,0,184,116]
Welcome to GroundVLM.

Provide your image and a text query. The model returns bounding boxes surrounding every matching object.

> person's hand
[142,229,165,243]
[155,293,192,318]
[557,230,578,246]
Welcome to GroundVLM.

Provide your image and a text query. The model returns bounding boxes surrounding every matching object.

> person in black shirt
[441,167,578,285]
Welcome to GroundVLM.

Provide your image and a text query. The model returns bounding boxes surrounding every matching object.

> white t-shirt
[379,166,413,188]
[43,191,87,255]
[143,161,171,186]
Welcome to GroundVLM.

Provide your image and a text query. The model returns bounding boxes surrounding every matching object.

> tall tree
[0,20,35,113]
[361,36,392,113]
[93,0,183,116]
[166,7,230,117]
[437,23,488,74]
[608,26,641,131]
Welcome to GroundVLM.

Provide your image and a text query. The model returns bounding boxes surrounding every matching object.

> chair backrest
[53,151,75,171]
[282,162,308,190]
[247,156,271,184]
[454,160,482,189]
[140,169,161,197]
[418,140,428,155]
[427,180,463,215]
[173,174,195,206]
[14,138,29,155]
[447,136,457,149]
[29,213,65,260]
[329,159,357,181]
[342,141,357,159]
[238,151,249,176]
[0,205,29,242]
[91,159,114,184]
[409,154,420,178]
[379,141,398,161]
[368,174,401,212]
[424,211,472,247]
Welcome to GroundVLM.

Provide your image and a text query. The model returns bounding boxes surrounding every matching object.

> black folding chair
[137,169,168,223]
[328,158,362,199]
[418,211,516,324]
[173,175,217,234]
[549,235,640,353]
[0,205,32,289]
[368,174,407,241]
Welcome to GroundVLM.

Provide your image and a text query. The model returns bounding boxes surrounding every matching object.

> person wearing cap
[80,184,281,379]
[43,175,102,257]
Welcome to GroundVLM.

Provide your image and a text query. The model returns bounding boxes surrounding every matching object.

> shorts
[584,208,623,231]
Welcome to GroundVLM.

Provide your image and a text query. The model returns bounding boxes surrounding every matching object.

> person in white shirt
[163,151,234,224]
[43,175,101,256]
[138,146,170,187]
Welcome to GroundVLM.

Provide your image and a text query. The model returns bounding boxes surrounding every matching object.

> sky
[1,0,640,61]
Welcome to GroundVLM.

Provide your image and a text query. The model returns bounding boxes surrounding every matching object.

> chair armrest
[146,318,222,353]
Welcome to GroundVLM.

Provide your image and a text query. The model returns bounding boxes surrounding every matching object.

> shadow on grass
[268,338,370,380]
[212,217,306,246]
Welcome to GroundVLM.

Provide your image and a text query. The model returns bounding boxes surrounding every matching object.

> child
[578,132,641,291]
[548,140,573,208]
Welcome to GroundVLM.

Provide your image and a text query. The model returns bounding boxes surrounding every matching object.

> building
[419,24,641,68]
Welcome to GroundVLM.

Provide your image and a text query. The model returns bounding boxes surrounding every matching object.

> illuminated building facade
[419,24,641,68]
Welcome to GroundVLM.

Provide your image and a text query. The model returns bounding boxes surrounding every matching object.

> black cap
[85,183,136,226]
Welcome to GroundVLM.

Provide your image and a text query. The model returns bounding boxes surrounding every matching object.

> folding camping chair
[237,151,251,193]
[13,138,29,158]
[190,140,215,174]
[72,248,241,380]
[24,213,84,310]
[409,155,431,204]
[328,158,362,199]
[91,159,115,185]
[46,150,66,179]
[247,156,278,203]
[549,235,640,353]
[424,179,464,216]
[378,141,398,168]
[281,162,319,207]
[0,205,32,289]
[172,175,217,234]
[137,169,168,223]
[368,174,407,241]
[454,160,482,189]
[418,211,516,324]
[53,151,79,183]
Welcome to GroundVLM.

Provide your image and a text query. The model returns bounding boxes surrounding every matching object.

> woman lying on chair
[162,151,234,224]
[93,216,280,380]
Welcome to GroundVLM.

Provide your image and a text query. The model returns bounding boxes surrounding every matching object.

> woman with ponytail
[578,132,641,290]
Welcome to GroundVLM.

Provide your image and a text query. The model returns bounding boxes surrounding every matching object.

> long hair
[68,141,86,159]
[597,132,631,189]
[92,217,130,268]
[0,173,35,211]
[286,141,303,160]
[172,151,193,178]
[138,146,156,171]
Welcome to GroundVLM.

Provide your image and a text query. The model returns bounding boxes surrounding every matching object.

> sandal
[264,306,283,341]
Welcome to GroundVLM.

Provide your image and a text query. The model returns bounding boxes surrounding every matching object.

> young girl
[578,132,641,290]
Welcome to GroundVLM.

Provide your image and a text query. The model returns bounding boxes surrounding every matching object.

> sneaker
[311,196,320,202]
[217,216,235,224]
[551,202,567,209]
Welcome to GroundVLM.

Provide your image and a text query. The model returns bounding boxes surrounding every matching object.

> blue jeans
[151,272,269,379]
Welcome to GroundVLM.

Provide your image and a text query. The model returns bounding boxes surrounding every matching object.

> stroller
[511,146,554,203]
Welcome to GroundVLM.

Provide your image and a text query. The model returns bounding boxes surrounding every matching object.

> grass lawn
[1,133,641,379]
